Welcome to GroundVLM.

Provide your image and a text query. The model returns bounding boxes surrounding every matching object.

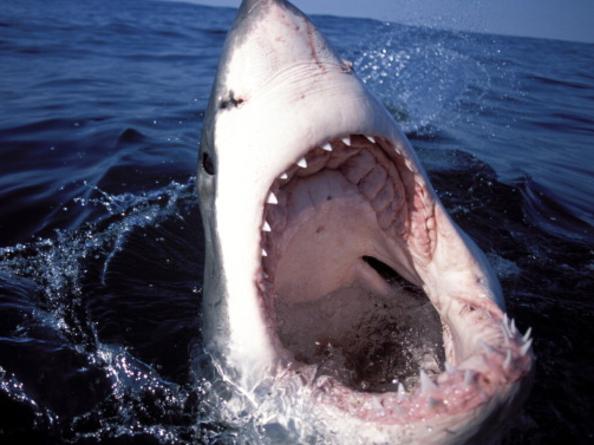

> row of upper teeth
[259,134,420,260]
[260,135,381,258]
[287,135,376,172]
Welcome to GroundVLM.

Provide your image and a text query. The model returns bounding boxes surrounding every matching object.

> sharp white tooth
[370,397,383,412]
[501,325,511,348]
[445,362,455,374]
[267,192,278,205]
[504,313,512,330]
[523,327,532,343]
[297,157,308,168]
[262,221,272,232]
[365,135,376,144]
[261,249,268,257]
[280,172,289,180]
[342,136,351,146]
[520,338,533,356]
[397,383,407,398]
[419,370,437,394]
[501,315,512,338]
[322,143,333,152]
[464,370,476,385]
[510,319,518,335]
[503,349,512,370]
[405,159,414,171]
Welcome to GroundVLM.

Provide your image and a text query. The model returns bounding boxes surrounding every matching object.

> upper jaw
[260,133,426,286]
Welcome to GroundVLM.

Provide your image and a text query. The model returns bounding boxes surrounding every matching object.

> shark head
[197,0,533,442]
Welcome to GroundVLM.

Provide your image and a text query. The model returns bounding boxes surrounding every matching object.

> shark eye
[202,152,215,175]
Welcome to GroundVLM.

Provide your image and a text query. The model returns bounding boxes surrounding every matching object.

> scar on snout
[341,59,354,73]
[220,90,246,110]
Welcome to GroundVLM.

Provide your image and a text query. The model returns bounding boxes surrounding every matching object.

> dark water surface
[1,0,593,443]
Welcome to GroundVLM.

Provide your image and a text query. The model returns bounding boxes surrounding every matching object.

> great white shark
[197,0,533,443]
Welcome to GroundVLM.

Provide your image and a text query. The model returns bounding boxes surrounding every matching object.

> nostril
[202,152,215,175]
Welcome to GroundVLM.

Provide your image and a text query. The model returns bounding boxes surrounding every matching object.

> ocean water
[0,0,593,443]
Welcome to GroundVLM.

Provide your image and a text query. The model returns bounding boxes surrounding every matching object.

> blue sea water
[0,0,593,443]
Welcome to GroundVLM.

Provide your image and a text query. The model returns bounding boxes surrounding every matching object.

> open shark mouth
[257,134,532,425]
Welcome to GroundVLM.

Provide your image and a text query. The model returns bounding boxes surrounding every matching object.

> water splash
[0,178,221,444]
[351,24,492,134]
[1,179,195,310]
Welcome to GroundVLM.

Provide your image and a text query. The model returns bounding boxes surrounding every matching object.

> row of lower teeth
[313,313,532,417]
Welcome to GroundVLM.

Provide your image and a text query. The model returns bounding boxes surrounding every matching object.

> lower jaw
[270,308,532,427]
[257,267,532,426]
